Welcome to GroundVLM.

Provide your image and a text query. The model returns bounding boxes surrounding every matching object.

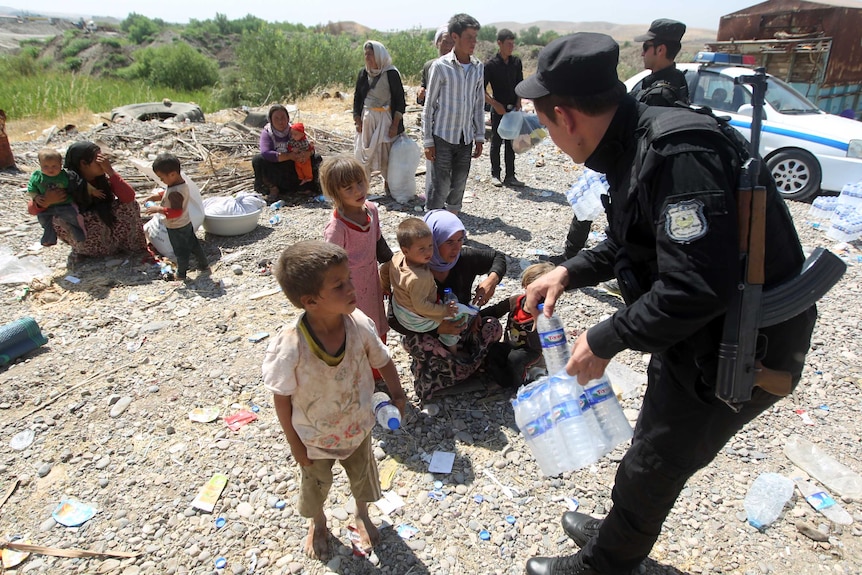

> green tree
[538,30,559,46]
[478,25,498,42]
[381,30,436,83]
[121,13,162,44]
[520,26,541,45]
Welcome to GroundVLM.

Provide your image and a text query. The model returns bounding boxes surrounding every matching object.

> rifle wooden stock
[754,363,792,397]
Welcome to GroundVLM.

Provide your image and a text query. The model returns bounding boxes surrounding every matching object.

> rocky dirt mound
[0,107,860,575]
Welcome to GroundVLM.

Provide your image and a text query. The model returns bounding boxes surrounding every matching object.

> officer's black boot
[525,551,601,575]
[561,511,603,548]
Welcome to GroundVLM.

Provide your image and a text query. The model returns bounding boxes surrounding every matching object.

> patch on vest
[664,199,707,243]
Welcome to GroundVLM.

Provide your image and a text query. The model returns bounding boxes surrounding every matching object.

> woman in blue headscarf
[387,210,505,400]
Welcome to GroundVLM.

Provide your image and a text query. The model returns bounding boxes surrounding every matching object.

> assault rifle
[715,68,846,412]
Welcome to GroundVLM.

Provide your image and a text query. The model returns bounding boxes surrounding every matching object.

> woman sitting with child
[27,141,146,263]
[252,104,323,202]
[387,209,506,400]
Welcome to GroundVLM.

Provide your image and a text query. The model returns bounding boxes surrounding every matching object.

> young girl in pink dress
[321,156,393,376]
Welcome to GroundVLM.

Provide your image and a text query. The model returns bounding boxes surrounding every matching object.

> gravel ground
[0,112,861,575]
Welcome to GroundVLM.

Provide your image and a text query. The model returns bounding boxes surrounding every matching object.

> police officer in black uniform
[631,18,690,106]
[516,33,817,575]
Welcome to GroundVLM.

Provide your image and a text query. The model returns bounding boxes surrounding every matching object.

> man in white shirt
[422,13,485,214]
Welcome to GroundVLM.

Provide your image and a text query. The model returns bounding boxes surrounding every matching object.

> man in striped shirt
[422,13,485,214]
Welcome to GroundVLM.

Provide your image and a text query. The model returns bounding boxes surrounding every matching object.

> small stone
[95,455,110,470]
[236,501,254,518]
[39,516,56,531]
[110,396,133,418]
[37,462,52,477]
[796,520,830,542]
[148,385,160,393]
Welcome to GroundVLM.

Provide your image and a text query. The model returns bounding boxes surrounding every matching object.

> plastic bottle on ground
[784,434,862,500]
[582,375,633,449]
[535,303,569,376]
[743,472,795,530]
[548,373,602,471]
[269,214,281,226]
[269,200,285,210]
[793,477,854,525]
[371,391,401,430]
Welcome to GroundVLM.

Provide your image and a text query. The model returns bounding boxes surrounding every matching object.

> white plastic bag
[144,173,206,259]
[498,112,548,153]
[387,134,422,203]
[0,247,52,285]
[202,191,267,216]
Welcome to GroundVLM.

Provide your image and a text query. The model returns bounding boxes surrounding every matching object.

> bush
[99,37,125,49]
[380,30,436,83]
[478,25,498,42]
[61,38,94,58]
[0,49,43,78]
[63,57,83,72]
[123,43,219,91]
[234,26,357,103]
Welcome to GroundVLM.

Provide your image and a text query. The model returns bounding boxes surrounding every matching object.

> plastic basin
[203,209,261,236]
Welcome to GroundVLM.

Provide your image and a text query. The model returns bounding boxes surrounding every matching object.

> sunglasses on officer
[642,42,656,53]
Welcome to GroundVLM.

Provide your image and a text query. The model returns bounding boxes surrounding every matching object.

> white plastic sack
[202,191,267,216]
[144,173,206,259]
[499,112,548,153]
[0,247,52,285]
[387,134,422,203]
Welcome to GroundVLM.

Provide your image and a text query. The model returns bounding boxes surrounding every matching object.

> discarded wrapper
[1,540,31,568]
[9,429,35,451]
[52,498,97,527]
[191,473,228,513]
[189,407,220,423]
[224,410,257,431]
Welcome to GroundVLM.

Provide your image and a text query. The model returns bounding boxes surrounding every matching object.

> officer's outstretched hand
[524,265,569,318]
[566,331,610,385]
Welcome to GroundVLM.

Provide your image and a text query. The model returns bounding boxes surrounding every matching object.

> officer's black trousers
[583,305,817,575]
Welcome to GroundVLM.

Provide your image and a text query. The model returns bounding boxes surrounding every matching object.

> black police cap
[634,19,686,43]
[515,32,623,100]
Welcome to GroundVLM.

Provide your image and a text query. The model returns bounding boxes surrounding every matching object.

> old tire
[767,149,821,201]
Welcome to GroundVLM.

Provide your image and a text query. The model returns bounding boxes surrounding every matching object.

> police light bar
[695,51,757,66]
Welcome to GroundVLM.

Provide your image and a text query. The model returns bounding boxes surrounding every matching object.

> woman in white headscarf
[352,41,406,191]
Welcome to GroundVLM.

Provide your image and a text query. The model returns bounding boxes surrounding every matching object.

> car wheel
[766,149,821,201]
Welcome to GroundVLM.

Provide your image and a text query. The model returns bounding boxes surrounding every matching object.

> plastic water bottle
[443,288,458,319]
[743,472,795,530]
[535,304,569,375]
[269,200,285,210]
[582,375,632,449]
[514,378,566,476]
[784,434,862,500]
[548,373,602,471]
[371,391,401,430]
[269,214,281,226]
[144,201,156,208]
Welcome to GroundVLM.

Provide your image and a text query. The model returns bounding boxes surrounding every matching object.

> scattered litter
[433,480,443,489]
[64,275,80,284]
[225,410,257,431]
[505,515,516,524]
[794,477,853,525]
[247,332,269,343]
[214,517,226,528]
[189,407,220,423]
[482,468,518,499]
[378,458,399,490]
[192,473,228,513]
[565,497,580,511]
[215,557,227,569]
[795,409,815,425]
[0,248,51,284]
[126,336,147,353]
[374,491,405,515]
[52,498,97,527]
[395,524,419,539]
[818,404,830,411]
[473,494,484,504]
[428,490,445,501]
[346,525,368,557]
[250,405,260,413]
[274,500,286,509]
[1,539,31,568]
[9,429,35,451]
[479,529,491,540]
[428,451,455,474]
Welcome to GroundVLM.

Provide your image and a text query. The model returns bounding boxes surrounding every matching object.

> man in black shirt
[484,29,524,188]
[630,18,690,107]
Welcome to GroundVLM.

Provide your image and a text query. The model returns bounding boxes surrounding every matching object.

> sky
[10,0,765,31]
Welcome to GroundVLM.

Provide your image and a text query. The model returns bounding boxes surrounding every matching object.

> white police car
[625,52,862,201]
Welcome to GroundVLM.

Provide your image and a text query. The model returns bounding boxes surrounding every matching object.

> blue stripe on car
[729,119,849,152]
